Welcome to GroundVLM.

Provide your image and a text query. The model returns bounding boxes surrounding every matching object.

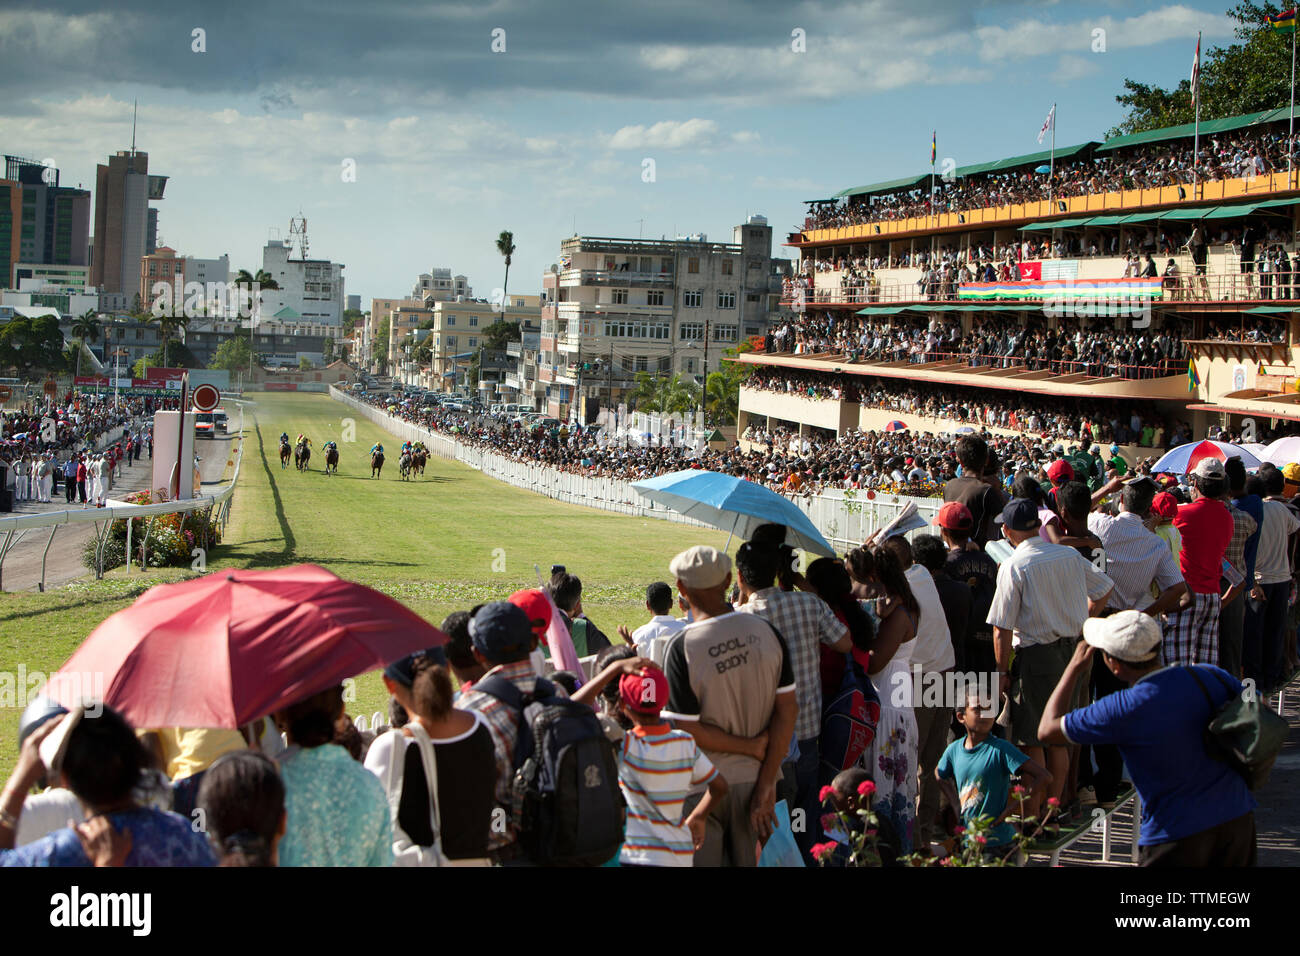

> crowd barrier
[0,405,247,591]
[331,387,941,553]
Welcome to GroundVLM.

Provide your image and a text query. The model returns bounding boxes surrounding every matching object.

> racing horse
[398,451,413,481]
[411,449,427,476]
[295,439,311,472]
[279,437,291,469]
[324,445,339,476]
[371,449,385,478]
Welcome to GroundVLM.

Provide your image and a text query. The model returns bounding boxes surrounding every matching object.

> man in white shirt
[882,535,954,846]
[628,581,687,665]
[987,498,1114,819]
[1246,467,1300,692]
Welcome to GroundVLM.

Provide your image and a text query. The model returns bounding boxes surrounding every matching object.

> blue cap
[469,601,535,661]
[383,646,449,687]
[18,696,67,749]
[995,497,1042,532]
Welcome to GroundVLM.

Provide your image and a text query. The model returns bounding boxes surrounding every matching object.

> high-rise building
[411,267,472,302]
[256,239,345,327]
[91,150,168,299]
[534,216,777,421]
[3,157,91,275]
[0,179,21,290]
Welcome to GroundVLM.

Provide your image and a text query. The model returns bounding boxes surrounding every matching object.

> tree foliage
[0,314,66,377]
[209,335,254,373]
[1112,3,1299,136]
[629,372,701,415]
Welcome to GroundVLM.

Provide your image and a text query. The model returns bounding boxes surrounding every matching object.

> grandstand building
[737,108,1300,455]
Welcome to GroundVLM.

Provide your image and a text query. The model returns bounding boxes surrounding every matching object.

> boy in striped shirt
[574,658,728,868]
[609,665,728,866]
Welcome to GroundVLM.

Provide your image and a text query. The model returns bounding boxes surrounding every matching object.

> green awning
[1243,306,1295,314]
[1202,203,1268,219]
[1156,206,1213,221]
[1117,211,1167,224]
[1254,197,1300,211]
[836,174,932,199]
[854,306,910,315]
[954,143,1096,178]
[1083,214,1129,226]
[1019,216,1094,231]
[1096,108,1290,153]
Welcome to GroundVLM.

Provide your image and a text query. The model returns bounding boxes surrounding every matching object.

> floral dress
[858,602,919,855]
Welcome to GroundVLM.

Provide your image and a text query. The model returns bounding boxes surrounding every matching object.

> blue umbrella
[1035,165,1052,174]
[632,468,836,556]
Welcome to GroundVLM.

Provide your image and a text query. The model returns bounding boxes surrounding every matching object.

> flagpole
[1193,31,1202,201]
[1049,102,1056,202]
[1290,22,1296,181]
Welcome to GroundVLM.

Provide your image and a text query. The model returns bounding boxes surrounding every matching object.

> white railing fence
[331,387,944,553]
[0,405,248,592]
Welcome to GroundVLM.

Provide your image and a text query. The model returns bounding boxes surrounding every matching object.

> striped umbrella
[884,420,909,432]
[1151,439,1262,475]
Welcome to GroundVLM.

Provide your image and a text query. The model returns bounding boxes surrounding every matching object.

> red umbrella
[884,420,909,432]
[46,564,446,729]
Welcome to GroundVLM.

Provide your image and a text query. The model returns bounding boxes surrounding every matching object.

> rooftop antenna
[288,212,308,261]
[130,99,138,155]
[637,218,645,240]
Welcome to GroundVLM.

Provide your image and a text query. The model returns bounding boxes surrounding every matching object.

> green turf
[0,391,728,776]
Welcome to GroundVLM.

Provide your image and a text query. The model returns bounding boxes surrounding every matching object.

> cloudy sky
[0,0,1236,306]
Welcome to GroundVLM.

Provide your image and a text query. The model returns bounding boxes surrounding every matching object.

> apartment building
[534,216,778,421]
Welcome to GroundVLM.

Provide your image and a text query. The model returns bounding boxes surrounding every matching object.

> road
[0,430,236,593]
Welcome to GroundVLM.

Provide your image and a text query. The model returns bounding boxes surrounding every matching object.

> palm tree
[149,314,189,367]
[704,370,738,426]
[71,309,100,378]
[630,372,699,414]
[235,268,280,319]
[496,231,516,321]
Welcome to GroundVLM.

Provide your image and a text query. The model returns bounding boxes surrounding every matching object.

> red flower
[818,785,835,805]
[974,835,988,845]
[1011,785,1026,796]
[952,825,966,835]
[1047,797,1060,808]
[820,813,839,832]
[810,841,837,864]
[856,780,877,799]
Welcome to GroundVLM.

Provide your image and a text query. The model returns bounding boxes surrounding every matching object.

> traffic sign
[193,383,221,412]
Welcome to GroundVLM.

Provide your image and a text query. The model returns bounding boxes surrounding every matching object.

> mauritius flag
[1270,8,1297,32]
[1188,357,1201,392]
[931,131,937,165]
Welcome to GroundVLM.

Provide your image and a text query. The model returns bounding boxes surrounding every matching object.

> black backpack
[1186,666,1288,791]
[476,675,625,866]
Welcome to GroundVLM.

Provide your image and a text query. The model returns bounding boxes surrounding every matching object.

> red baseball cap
[508,589,551,637]
[933,501,973,531]
[1046,460,1074,484]
[1151,492,1179,520]
[619,669,669,715]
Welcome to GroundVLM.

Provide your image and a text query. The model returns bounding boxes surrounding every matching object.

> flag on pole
[1187,357,1201,392]
[1269,8,1298,33]
[931,131,936,165]
[1190,34,1202,107]
[1037,104,1056,144]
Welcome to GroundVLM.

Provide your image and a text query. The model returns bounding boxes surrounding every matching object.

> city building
[394,298,541,390]
[255,239,345,327]
[11,262,91,288]
[91,149,167,299]
[534,216,779,421]
[139,246,184,306]
[3,156,91,274]
[346,293,361,312]
[739,108,1300,450]
[411,267,472,303]
[0,179,22,287]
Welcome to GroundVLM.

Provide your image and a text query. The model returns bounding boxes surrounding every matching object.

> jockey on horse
[322,440,339,476]
[370,441,385,478]
[294,436,312,471]
[279,432,291,469]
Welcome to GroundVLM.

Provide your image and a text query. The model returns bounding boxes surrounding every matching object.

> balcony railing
[779,271,1300,307]
[794,170,1300,245]
[558,268,674,287]
[753,348,1185,381]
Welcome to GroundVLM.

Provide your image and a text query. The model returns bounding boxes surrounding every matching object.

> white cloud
[608,118,722,150]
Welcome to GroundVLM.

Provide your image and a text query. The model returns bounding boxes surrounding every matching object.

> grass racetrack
[0,391,728,774]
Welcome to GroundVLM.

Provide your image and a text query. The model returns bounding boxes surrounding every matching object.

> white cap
[1082,610,1162,663]
[1191,457,1226,479]
[669,545,732,590]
